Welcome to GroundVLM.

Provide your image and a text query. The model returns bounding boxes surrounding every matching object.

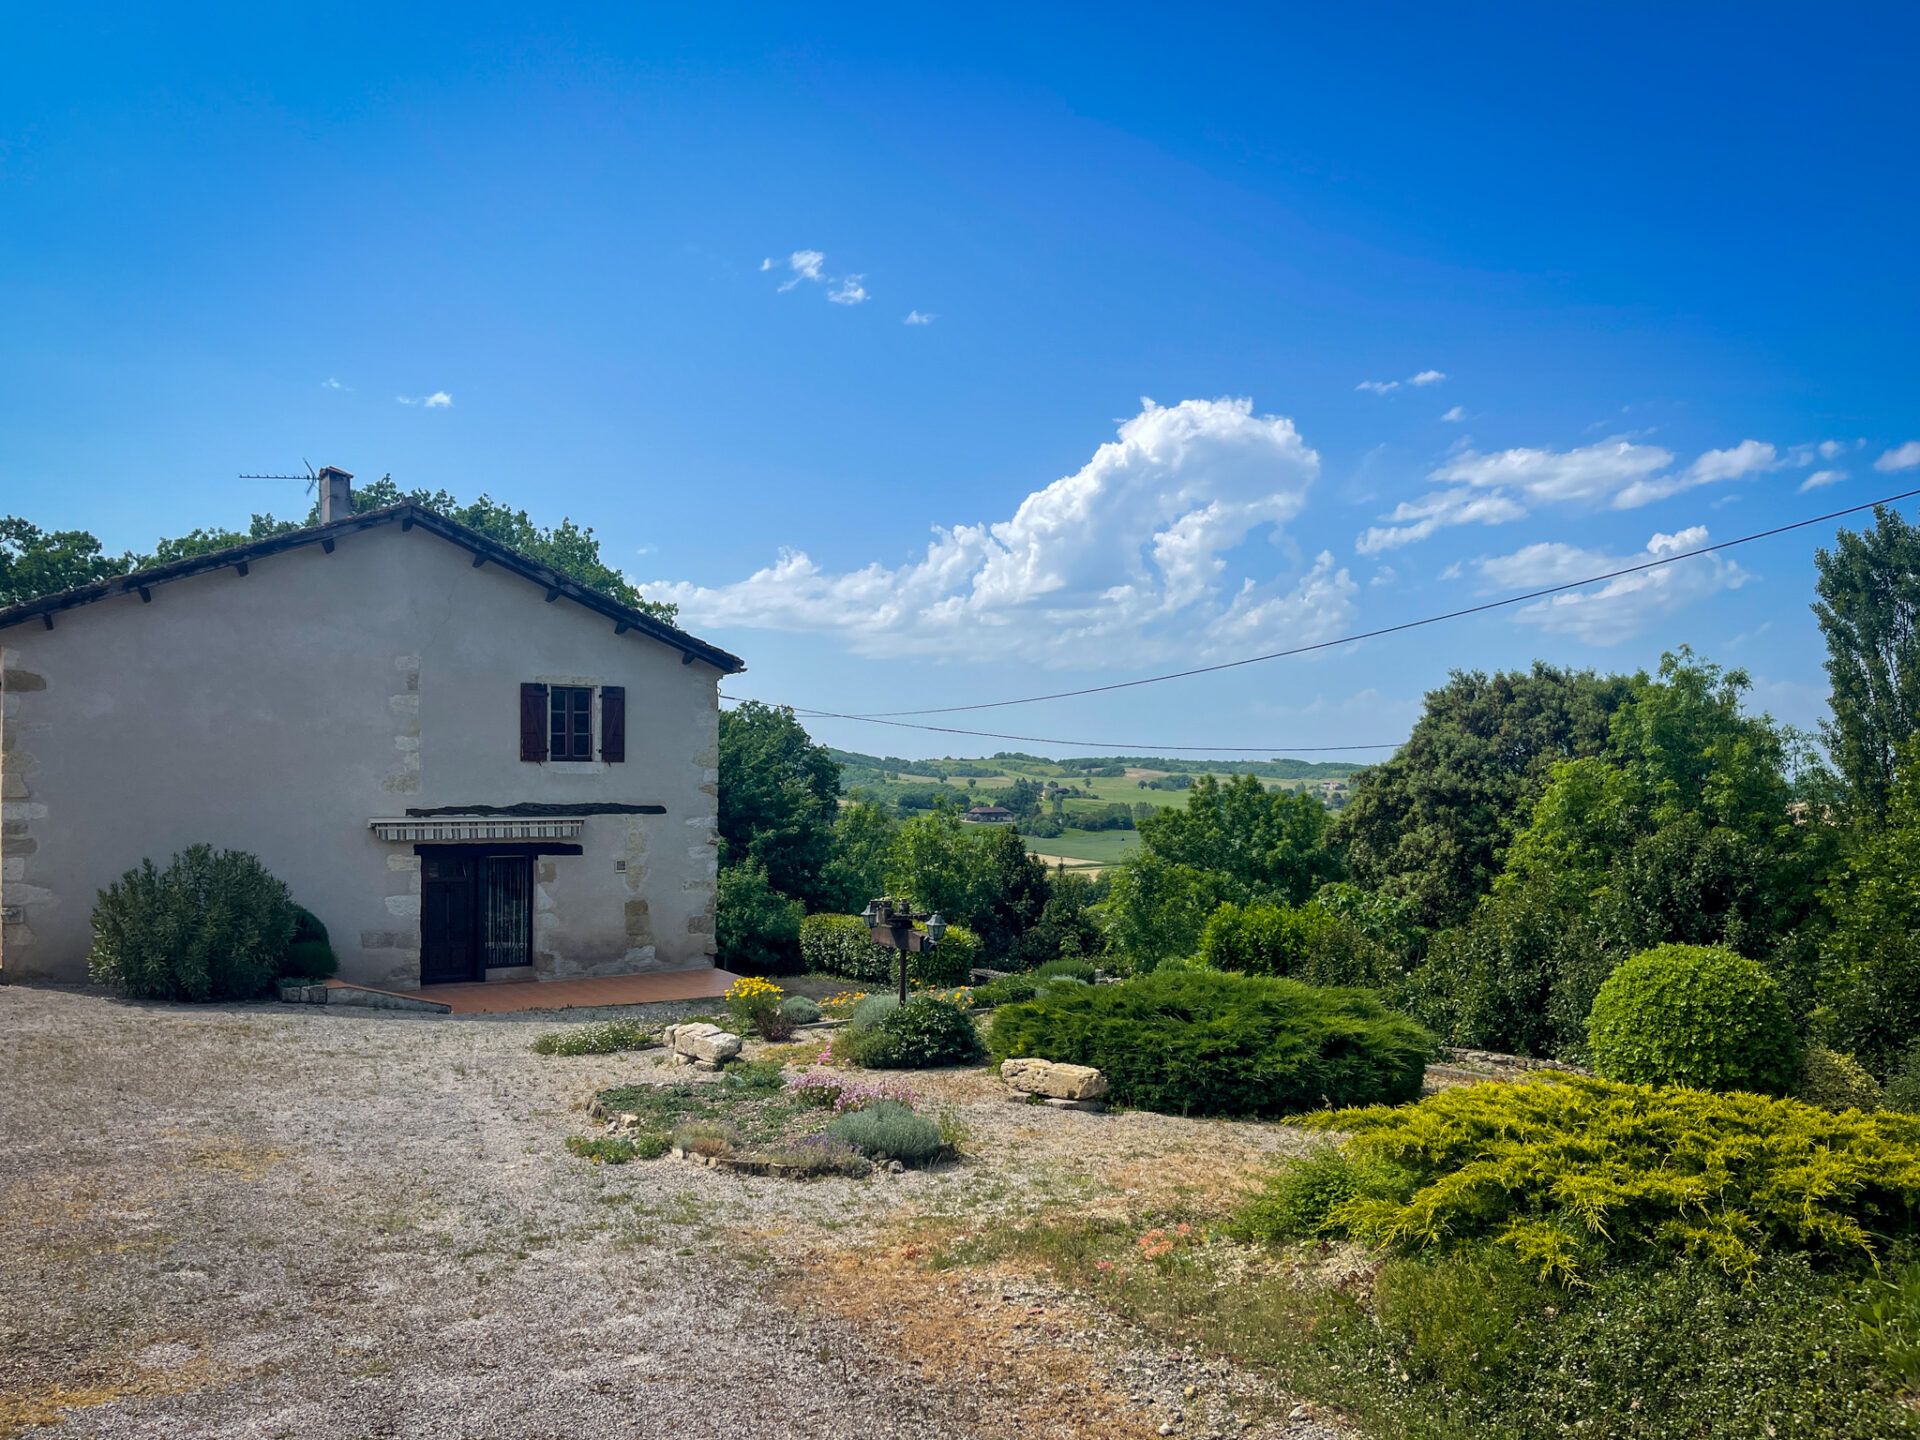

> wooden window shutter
[600,686,626,762]
[519,683,548,761]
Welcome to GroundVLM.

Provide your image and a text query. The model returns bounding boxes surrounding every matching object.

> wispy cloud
[1358,435,1783,550]
[773,249,827,291]
[1799,469,1846,493]
[1358,367,1446,395]
[397,391,453,409]
[904,310,937,326]
[827,275,869,305]
[1440,405,1466,423]
[647,397,1352,664]
[1467,526,1747,644]
[1876,441,1920,473]
[321,377,347,391]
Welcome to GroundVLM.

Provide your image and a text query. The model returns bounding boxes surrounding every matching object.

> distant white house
[0,468,745,990]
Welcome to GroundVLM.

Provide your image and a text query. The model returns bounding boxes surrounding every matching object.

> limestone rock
[662,1021,742,1066]
[1000,1057,1109,1101]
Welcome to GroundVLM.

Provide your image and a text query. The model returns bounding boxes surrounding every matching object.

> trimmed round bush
[1587,944,1800,1095]
[840,996,983,1069]
[986,968,1434,1117]
[88,844,299,1001]
[848,992,902,1028]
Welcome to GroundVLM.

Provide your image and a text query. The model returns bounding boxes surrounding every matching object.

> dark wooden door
[421,854,480,984]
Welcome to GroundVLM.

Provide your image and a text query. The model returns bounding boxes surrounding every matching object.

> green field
[1023,827,1141,868]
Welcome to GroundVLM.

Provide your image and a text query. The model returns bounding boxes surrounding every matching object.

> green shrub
[848,992,901,1028]
[839,996,983,1069]
[1234,1146,1358,1240]
[1201,899,1397,987]
[1798,1046,1884,1112]
[778,994,822,1025]
[87,844,299,1001]
[1588,943,1800,1094]
[764,1136,872,1178]
[280,907,337,980]
[1272,1073,1920,1282]
[1886,1042,1920,1114]
[1032,957,1097,982]
[715,861,804,975]
[531,1020,659,1056]
[826,1099,947,1165]
[565,1133,667,1163]
[796,911,973,986]
[987,969,1433,1117]
[799,912,874,975]
[970,975,1038,1008]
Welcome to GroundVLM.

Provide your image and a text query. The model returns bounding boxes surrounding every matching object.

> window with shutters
[548,686,593,761]
[520,682,627,763]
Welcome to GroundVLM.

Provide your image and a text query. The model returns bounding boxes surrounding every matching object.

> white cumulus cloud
[647,397,1351,663]
[1356,379,1400,394]
[827,275,868,305]
[1409,369,1447,387]
[1799,469,1846,493]
[1357,487,1528,554]
[904,310,936,325]
[396,391,453,408]
[1440,405,1466,422]
[1468,526,1746,645]
[776,250,827,291]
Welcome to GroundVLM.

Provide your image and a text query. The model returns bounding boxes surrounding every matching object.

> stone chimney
[317,466,354,524]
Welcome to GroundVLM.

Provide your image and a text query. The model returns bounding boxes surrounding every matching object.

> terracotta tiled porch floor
[325,965,740,1015]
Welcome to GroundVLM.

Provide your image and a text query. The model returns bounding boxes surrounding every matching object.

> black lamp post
[861,896,946,1004]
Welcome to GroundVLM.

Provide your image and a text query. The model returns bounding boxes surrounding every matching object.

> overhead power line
[768,705,1403,753]
[824,484,1920,719]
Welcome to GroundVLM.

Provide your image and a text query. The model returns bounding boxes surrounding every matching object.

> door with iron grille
[419,852,533,983]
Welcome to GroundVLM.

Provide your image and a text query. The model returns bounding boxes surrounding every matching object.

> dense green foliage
[1820,753,1920,1075]
[1798,1046,1884,1112]
[987,969,1432,1116]
[838,996,983,1069]
[283,906,338,980]
[1198,897,1399,989]
[1103,775,1342,968]
[1587,944,1801,1094]
[1338,664,1632,929]
[718,701,841,911]
[1406,652,1834,1060]
[1261,1074,1920,1281]
[796,911,972,986]
[714,861,803,974]
[1815,506,1920,819]
[816,801,897,913]
[87,845,300,1001]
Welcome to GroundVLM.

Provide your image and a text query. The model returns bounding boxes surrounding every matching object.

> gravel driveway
[1,985,1341,1440]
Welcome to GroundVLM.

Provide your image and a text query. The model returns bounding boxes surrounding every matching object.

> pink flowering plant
[785,1068,918,1113]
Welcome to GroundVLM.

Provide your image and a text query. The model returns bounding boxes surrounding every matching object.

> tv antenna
[238,459,318,494]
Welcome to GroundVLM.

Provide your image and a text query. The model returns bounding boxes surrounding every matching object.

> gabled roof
[0,503,745,673]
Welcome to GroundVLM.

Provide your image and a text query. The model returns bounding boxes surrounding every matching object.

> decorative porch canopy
[368,815,587,843]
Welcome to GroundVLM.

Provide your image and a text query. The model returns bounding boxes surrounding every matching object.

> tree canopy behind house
[0,477,675,622]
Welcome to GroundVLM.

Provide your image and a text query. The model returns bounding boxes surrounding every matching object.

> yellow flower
[725,976,784,1004]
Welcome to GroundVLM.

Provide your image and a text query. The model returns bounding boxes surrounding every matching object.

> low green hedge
[986,969,1433,1117]
[798,912,974,987]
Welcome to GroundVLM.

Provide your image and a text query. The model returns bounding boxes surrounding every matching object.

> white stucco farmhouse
[0,468,744,991]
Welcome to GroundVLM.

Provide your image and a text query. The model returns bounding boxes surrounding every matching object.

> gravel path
[0,985,1344,1440]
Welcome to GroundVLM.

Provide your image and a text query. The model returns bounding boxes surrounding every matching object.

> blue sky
[4,5,1916,758]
